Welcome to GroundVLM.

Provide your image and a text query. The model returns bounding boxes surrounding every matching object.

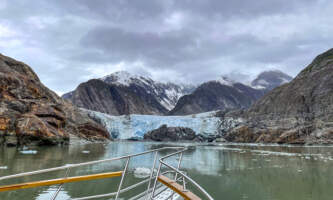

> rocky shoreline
[0,54,110,147]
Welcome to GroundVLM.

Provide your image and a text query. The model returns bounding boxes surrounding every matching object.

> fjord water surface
[1,141,333,200]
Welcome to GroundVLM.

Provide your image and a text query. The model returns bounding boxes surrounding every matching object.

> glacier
[83,109,241,140]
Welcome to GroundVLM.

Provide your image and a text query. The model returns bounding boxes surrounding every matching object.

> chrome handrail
[150,148,214,200]
[0,147,183,181]
[0,146,213,200]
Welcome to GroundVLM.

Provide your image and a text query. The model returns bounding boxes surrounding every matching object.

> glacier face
[83,109,241,140]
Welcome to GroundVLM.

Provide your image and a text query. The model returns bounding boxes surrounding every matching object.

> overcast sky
[0,0,333,95]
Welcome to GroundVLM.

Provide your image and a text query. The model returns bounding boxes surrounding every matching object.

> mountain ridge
[63,70,292,116]
[224,48,333,144]
[168,70,292,115]
[63,71,196,113]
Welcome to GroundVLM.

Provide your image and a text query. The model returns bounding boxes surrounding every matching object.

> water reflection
[0,142,333,200]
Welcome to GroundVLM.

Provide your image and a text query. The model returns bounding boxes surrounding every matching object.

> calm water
[1,141,333,200]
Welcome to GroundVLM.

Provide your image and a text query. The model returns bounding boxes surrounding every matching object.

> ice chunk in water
[20,150,38,154]
[133,167,153,178]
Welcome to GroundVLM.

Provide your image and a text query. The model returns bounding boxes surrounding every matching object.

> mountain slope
[169,77,265,115]
[63,71,195,115]
[249,49,333,120]
[0,54,109,146]
[225,48,333,144]
[69,79,168,115]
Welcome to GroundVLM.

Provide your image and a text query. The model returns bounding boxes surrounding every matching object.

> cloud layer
[0,0,332,94]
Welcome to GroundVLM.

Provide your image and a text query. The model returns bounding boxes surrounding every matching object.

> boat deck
[158,175,201,200]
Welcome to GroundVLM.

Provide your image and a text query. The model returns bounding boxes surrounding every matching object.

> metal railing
[0,146,214,200]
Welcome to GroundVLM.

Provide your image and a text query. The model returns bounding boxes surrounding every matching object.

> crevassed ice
[84,109,240,140]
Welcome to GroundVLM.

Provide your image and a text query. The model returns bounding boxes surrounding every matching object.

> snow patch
[280,77,290,84]
[216,76,235,86]
[257,79,269,86]
[101,71,143,86]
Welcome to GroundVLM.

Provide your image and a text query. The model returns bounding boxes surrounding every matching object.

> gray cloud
[0,0,332,94]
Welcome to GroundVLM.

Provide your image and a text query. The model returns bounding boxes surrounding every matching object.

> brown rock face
[68,79,167,115]
[225,48,333,144]
[169,82,265,116]
[0,53,110,146]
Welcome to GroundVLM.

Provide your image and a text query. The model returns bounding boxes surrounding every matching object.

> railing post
[169,152,183,200]
[150,162,162,200]
[182,176,188,192]
[115,157,130,200]
[145,151,158,200]
[174,152,183,181]
[51,167,70,200]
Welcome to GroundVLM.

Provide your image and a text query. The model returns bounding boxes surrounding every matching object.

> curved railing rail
[150,148,214,200]
[0,146,213,200]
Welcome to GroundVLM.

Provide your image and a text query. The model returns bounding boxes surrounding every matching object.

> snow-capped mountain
[101,71,145,86]
[63,70,292,116]
[100,71,195,110]
[62,71,195,115]
[251,70,293,90]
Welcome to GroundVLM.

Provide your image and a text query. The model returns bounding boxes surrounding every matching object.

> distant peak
[251,70,293,90]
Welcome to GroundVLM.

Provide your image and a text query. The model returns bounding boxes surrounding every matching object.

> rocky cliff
[225,48,333,144]
[0,54,110,146]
